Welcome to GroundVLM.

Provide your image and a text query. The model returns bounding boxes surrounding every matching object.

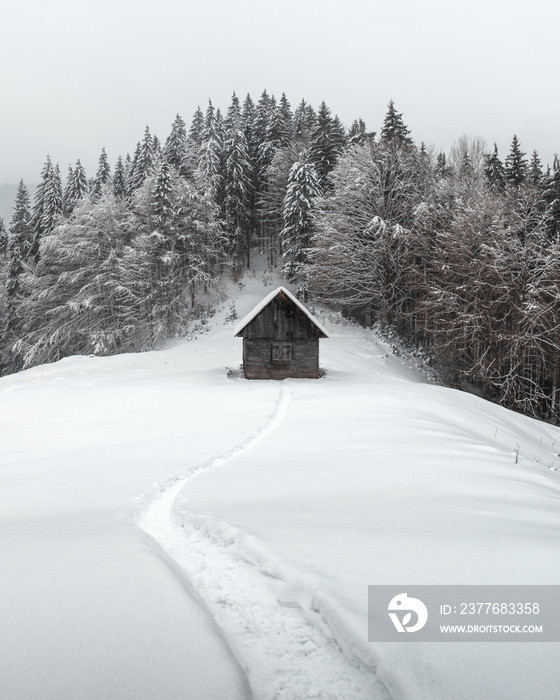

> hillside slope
[1,257,560,699]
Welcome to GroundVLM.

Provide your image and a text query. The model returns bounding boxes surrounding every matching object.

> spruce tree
[113,156,127,199]
[163,113,188,172]
[280,151,320,288]
[64,159,89,214]
[309,101,346,189]
[6,180,33,306]
[504,135,527,188]
[93,148,111,196]
[151,160,174,228]
[224,119,253,266]
[0,218,6,260]
[196,100,224,201]
[379,100,413,147]
[435,152,450,178]
[293,99,313,141]
[31,157,63,262]
[528,150,543,185]
[484,144,506,192]
[348,119,373,146]
[128,127,156,193]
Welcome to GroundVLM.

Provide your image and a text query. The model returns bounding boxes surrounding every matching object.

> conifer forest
[1,92,559,422]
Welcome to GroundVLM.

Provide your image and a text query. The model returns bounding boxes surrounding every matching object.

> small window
[272,341,293,363]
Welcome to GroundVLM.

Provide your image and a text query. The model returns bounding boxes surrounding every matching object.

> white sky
[1,0,558,184]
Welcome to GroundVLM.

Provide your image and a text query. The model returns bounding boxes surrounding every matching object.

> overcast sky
[1,0,558,185]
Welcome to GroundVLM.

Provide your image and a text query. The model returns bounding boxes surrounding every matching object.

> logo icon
[388,593,428,633]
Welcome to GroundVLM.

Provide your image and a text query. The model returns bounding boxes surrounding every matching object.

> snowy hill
[1,257,560,699]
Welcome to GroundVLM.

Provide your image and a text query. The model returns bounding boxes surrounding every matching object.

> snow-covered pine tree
[484,144,506,192]
[196,101,225,203]
[293,99,317,142]
[30,157,63,262]
[151,159,174,229]
[528,150,543,185]
[504,135,528,188]
[152,135,162,158]
[7,181,33,296]
[348,118,374,146]
[128,127,156,193]
[2,180,34,367]
[309,101,346,190]
[224,96,253,266]
[278,93,294,147]
[13,192,133,367]
[123,167,223,344]
[379,100,413,148]
[0,218,7,260]
[163,113,188,175]
[63,159,89,215]
[62,165,75,216]
[541,155,560,239]
[113,156,127,199]
[180,108,204,180]
[280,151,320,291]
[435,152,451,178]
[93,148,112,197]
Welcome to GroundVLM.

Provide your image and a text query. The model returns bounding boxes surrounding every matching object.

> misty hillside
[1,94,560,428]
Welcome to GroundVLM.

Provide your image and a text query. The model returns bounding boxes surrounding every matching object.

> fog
[1,0,558,186]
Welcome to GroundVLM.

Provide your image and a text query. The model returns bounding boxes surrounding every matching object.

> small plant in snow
[225,303,238,324]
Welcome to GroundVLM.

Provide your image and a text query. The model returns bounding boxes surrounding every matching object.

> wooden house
[235,287,328,380]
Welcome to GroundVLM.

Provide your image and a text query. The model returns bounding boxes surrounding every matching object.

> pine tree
[0,218,6,259]
[152,135,162,158]
[62,165,74,216]
[504,135,527,188]
[348,118,374,146]
[13,193,133,366]
[224,119,253,266]
[31,157,63,262]
[435,152,451,178]
[128,127,156,193]
[5,179,33,341]
[182,108,204,179]
[151,160,174,227]
[528,150,543,185]
[484,144,506,192]
[309,101,346,189]
[163,113,188,172]
[64,159,89,214]
[280,152,320,288]
[278,93,294,146]
[542,155,560,239]
[293,100,317,142]
[113,156,127,199]
[196,100,224,201]
[379,100,413,147]
[93,148,111,196]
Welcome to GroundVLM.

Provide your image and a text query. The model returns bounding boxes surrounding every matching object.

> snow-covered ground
[1,257,560,699]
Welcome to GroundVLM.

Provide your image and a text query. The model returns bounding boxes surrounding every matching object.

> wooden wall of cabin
[243,338,320,379]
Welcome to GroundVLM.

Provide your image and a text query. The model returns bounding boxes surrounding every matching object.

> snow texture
[1,255,560,699]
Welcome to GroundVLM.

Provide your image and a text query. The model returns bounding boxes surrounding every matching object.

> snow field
[136,381,390,699]
[2,257,560,699]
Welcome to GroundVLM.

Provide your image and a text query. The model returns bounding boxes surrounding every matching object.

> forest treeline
[0,92,559,421]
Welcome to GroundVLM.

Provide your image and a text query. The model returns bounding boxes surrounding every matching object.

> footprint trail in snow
[136,383,390,700]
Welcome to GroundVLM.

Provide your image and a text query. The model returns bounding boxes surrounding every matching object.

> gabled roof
[234,286,329,338]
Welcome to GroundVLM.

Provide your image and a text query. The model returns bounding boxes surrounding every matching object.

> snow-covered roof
[234,286,329,338]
